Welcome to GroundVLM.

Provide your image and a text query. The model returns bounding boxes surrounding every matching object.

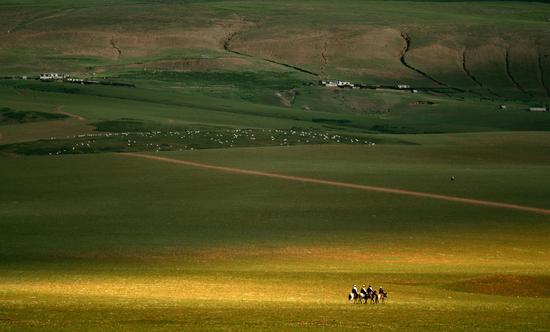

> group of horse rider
[349,284,387,303]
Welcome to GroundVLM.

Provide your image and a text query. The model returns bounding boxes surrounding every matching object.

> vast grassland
[1,0,550,331]
[2,140,550,331]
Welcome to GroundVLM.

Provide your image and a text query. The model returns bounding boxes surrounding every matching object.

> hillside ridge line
[399,32,446,87]
[223,31,318,76]
[123,153,550,216]
[505,49,530,96]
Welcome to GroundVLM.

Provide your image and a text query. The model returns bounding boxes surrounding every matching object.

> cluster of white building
[39,73,66,81]
[320,80,357,88]
[319,80,418,92]
[39,73,93,85]
[39,73,85,84]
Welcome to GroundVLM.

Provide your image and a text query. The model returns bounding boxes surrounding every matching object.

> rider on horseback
[351,285,359,297]
[379,286,386,296]
[367,285,374,296]
[360,285,367,298]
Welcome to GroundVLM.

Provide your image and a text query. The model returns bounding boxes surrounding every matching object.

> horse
[378,292,388,304]
[349,287,387,304]
[349,289,370,304]
[370,290,379,304]
[348,291,359,303]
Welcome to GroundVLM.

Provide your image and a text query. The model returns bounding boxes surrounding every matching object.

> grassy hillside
[1,0,549,101]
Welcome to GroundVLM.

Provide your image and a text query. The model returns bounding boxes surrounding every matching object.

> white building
[66,77,84,84]
[40,73,63,81]
[528,107,548,112]
[322,80,338,87]
[337,81,354,88]
[321,80,355,88]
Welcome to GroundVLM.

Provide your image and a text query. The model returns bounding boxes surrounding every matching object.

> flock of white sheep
[41,128,375,155]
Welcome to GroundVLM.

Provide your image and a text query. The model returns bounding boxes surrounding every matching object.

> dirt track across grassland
[54,105,86,121]
[124,152,550,216]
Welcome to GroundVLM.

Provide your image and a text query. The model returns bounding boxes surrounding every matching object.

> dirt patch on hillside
[135,57,257,71]
[351,28,404,59]
[232,26,416,81]
[334,66,407,80]
[505,48,529,95]
[399,33,448,86]
[6,23,245,60]
[275,89,297,107]
[538,46,550,96]
[329,28,405,76]
[507,43,546,95]
[466,42,507,66]
[407,44,466,86]
[232,28,327,68]
[446,275,550,298]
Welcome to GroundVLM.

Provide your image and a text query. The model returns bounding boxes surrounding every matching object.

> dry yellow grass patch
[467,42,506,67]
[408,44,461,71]
[136,57,259,72]
[233,29,327,67]
[53,245,494,270]
[11,28,227,59]
[0,275,335,304]
[233,25,420,80]
[0,17,251,61]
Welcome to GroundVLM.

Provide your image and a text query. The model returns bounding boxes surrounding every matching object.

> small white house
[397,84,411,89]
[529,107,548,112]
[66,77,84,84]
[337,81,354,88]
[321,80,356,88]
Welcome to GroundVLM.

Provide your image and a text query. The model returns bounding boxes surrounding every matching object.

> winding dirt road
[54,105,86,121]
[124,153,550,216]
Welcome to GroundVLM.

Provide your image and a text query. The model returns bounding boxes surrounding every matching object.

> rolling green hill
[1,0,549,101]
